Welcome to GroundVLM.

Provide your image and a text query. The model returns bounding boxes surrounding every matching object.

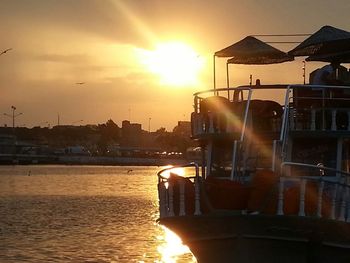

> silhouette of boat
[157,26,350,262]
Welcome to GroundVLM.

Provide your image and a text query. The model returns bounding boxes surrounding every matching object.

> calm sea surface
[0,165,196,263]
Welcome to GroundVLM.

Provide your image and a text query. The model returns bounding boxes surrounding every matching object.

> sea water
[0,165,196,263]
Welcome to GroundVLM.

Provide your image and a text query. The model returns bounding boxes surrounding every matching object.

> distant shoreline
[58,155,190,166]
[0,154,197,166]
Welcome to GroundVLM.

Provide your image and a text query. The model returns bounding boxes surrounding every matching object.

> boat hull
[160,214,350,263]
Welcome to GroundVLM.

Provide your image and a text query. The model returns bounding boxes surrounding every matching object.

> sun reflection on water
[156,226,197,263]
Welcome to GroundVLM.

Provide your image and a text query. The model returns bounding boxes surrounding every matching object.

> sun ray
[112,1,158,45]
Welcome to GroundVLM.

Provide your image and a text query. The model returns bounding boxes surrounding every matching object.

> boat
[156,26,350,263]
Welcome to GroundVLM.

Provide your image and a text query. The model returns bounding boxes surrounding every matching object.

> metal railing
[277,162,350,221]
[193,86,252,113]
[283,85,350,132]
[157,162,201,218]
[192,87,253,137]
[191,111,242,136]
[157,161,350,223]
[289,106,350,131]
[278,84,350,167]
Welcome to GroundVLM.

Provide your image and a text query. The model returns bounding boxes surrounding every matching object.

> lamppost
[148,117,151,133]
[3,105,21,159]
[3,106,22,129]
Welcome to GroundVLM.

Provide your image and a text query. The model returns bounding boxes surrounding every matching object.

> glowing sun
[138,42,204,86]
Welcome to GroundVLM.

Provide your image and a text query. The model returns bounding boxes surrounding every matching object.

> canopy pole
[213,55,217,95]
[226,62,230,99]
[302,61,306,84]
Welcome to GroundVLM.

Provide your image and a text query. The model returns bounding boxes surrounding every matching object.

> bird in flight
[75,82,85,85]
[0,48,12,56]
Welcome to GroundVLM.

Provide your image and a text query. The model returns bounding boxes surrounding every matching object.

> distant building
[121,120,142,146]
[0,134,16,154]
[173,121,191,137]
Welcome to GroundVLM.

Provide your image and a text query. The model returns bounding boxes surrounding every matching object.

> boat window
[210,141,233,177]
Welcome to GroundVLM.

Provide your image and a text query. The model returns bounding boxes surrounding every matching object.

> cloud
[34,54,90,64]
[2,0,350,51]
[0,0,151,47]
[0,0,234,49]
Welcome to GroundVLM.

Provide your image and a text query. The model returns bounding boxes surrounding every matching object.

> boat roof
[216,25,350,65]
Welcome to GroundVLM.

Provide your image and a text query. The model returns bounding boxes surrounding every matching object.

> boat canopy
[213,36,294,89]
[288,25,350,57]
[212,25,350,89]
[215,36,293,64]
[306,50,350,63]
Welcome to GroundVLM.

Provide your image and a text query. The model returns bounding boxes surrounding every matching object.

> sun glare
[160,167,186,180]
[138,42,204,87]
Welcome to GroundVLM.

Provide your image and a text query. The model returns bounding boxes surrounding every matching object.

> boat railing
[277,162,350,222]
[192,84,350,137]
[193,86,252,112]
[191,87,252,138]
[157,162,201,219]
[289,105,350,131]
[281,85,350,132]
[193,85,289,111]
[281,161,350,179]
[191,110,242,136]
[278,84,350,169]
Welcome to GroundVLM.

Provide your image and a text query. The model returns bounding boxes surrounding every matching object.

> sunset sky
[1,0,350,130]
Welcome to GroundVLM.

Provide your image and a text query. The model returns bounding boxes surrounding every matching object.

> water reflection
[156,226,197,263]
[0,165,197,262]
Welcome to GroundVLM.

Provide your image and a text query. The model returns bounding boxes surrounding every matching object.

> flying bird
[75,82,85,85]
[0,48,12,56]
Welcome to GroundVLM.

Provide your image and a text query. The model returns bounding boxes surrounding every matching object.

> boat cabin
[191,84,350,180]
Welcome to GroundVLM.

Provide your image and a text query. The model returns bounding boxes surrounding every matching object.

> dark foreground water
[0,165,196,263]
